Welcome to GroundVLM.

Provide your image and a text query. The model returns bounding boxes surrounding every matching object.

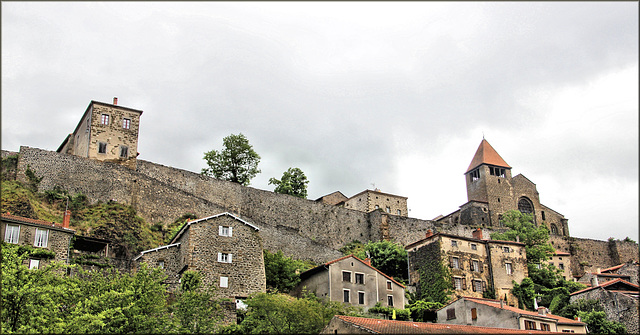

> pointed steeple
[465,139,511,173]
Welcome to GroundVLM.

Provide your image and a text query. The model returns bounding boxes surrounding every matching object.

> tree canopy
[263,250,313,293]
[490,210,554,264]
[202,133,261,186]
[341,240,408,284]
[269,167,309,199]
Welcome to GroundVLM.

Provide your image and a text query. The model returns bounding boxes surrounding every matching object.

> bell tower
[464,139,513,225]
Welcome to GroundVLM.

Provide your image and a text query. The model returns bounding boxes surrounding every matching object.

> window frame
[34,228,49,248]
[387,295,394,307]
[343,289,350,303]
[217,252,232,263]
[386,280,392,291]
[355,272,365,284]
[505,262,513,275]
[470,168,480,182]
[452,256,460,269]
[446,308,456,320]
[472,259,480,272]
[342,271,352,283]
[524,320,537,330]
[120,146,129,158]
[122,118,131,129]
[219,225,232,237]
[98,142,107,154]
[220,276,229,288]
[540,323,550,331]
[29,259,40,270]
[100,114,110,125]
[358,291,365,305]
[4,224,20,244]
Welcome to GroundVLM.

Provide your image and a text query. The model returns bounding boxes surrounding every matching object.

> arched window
[550,224,558,235]
[518,197,534,214]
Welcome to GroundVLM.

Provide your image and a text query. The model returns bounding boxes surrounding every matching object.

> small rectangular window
[524,320,536,330]
[358,291,365,304]
[123,118,131,129]
[472,260,480,272]
[386,281,392,290]
[219,226,232,237]
[541,323,550,331]
[397,209,401,215]
[158,260,164,269]
[451,240,458,247]
[454,277,464,290]
[470,168,480,182]
[559,263,565,270]
[506,263,513,275]
[471,243,477,250]
[34,228,49,248]
[98,142,107,154]
[446,308,456,320]
[220,276,229,288]
[29,259,40,269]
[4,224,20,244]
[218,252,232,263]
[387,295,394,307]
[472,280,483,292]
[471,308,477,320]
[343,289,350,303]
[385,207,390,213]
[101,114,110,125]
[120,146,129,158]
[452,257,460,269]
[503,246,510,252]
[355,273,364,284]
[342,271,352,282]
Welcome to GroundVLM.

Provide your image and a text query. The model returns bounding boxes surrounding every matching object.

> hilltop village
[2,99,638,333]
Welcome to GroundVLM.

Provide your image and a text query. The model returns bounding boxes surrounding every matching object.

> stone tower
[57,98,143,169]
[437,139,569,236]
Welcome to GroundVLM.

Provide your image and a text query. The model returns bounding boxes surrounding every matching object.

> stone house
[436,139,569,237]
[315,191,348,206]
[321,315,561,334]
[599,261,639,285]
[577,268,635,288]
[340,189,408,217]
[1,213,75,268]
[569,278,639,334]
[545,251,574,281]
[57,98,142,169]
[133,212,266,300]
[405,229,527,306]
[436,297,587,333]
[292,254,405,310]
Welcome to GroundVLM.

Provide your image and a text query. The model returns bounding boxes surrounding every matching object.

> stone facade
[406,230,528,306]
[437,297,587,333]
[292,255,406,310]
[134,212,266,299]
[57,99,142,170]
[1,213,75,267]
[315,191,348,206]
[342,189,408,217]
[545,251,573,281]
[437,139,570,237]
[569,279,639,334]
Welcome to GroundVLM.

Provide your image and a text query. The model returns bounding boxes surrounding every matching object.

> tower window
[98,142,107,154]
[469,168,480,182]
[518,197,534,214]
[489,166,505,177]
[120,146,129,158]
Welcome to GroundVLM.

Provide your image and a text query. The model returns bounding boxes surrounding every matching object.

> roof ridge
[466,139,511,173]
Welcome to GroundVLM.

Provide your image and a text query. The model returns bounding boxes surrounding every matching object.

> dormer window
[470,168,480,182]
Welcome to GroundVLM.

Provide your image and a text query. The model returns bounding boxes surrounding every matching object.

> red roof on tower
[466,139,511,173]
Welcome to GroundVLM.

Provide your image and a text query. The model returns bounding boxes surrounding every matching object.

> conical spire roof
[465,139,511,173]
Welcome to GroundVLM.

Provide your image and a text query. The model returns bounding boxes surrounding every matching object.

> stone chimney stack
[113,97,118,105]
[364,258,371,265]
[63,209,71,228]
[472,228,483,240]
[538,307,547,316]
[591,275,599,287]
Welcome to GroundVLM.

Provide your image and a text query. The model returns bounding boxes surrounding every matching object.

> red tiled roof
[1,213,74,232]
[600,264,625,273]
[466,139,511,173]
[332,315,567,334]
[554,251,571,256]
[306,254,405,288]
[461,297,585,325]
[570,278,639,296]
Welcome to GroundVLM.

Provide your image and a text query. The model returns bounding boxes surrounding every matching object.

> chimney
[591,275,599,287]
[63,210,71,228]
[538,307,547,316]
[113,97,118,105]
[364,258,371,265]
[472,228,483,240]
[596,268,601,274]
[425,229,433,238]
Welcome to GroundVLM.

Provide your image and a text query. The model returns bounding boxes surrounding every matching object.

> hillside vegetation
[0,179,175,258]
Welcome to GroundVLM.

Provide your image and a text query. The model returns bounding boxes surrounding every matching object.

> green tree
[555,298,603,319]
[407,300,443,322]
[511,277,537,310]
[414,248,453,305]
[490,210,554,265]
[269,167,309,199]
[351,240,408,284]
[263,250,313,293]
[202,133,261,186]
[168,270,223,334]
[577,310,627,334]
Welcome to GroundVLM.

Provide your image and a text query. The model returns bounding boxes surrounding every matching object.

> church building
[436,139,569,236]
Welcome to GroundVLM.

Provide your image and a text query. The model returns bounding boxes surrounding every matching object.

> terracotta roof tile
[463,297,585,325]
[332,315,568,334]
[570,278,639,296]
[466,139,511,173]
[600,263,625,273]
[304,254,405,288]
[1,213,75,232]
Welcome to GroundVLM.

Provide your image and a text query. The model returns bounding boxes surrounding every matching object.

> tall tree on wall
[202,133,261,186]
[269,167,309,199]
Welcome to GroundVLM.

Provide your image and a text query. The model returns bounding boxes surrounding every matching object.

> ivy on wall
[414,240,453,305]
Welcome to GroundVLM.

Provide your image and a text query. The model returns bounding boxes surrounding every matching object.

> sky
[2,2,638,242]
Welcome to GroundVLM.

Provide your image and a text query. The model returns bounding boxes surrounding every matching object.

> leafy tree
[511,277,536,310]
[577,310,627,334]
[555,298,603,319]
[263,250,313,293]
[350,240,408,284]
[490,210,554,265]
[168,270,223,334]
[407,300,443,322]
[269,167,309,198]
[202,133,261,186]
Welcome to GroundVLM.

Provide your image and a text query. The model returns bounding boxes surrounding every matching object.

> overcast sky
[2,2,638,242]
